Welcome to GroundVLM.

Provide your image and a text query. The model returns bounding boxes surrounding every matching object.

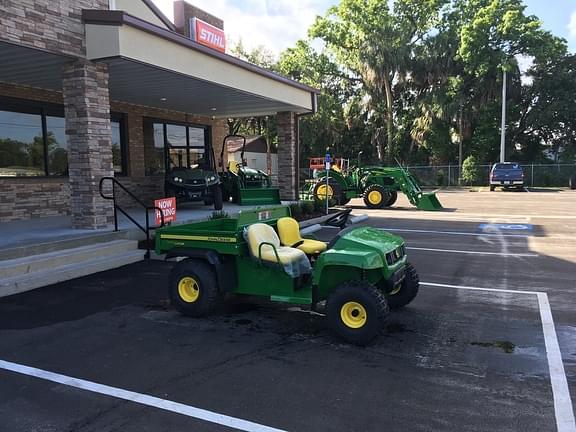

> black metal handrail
[99,177,165,259]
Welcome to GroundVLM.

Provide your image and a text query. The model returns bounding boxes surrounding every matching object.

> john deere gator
[156,206,420,345]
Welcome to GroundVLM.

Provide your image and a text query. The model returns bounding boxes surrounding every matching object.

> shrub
[461,155,481,185]
[289,202,302,219]
[300,200,315,215]
[209,210,229,220]
[436,169,446,186]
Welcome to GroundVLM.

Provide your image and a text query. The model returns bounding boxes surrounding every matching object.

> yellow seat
[245,223,311,277]
[277,217,327,255]
[228,160,241,175]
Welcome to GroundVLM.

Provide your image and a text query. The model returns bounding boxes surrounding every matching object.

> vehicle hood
[336,227,404,254]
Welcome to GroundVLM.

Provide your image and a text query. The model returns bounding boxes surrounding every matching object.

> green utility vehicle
[156,206,419,345]
[219,135,281,205]
[305,164,442,211]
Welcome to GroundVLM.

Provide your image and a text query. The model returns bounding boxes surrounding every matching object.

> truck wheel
[213,185,223,210]
[326,281,389,345]
[384,191,398,207]
[363,185,388,209]
[489,185,496,191]
[386,263,419,309]
[313,178,342,204]
[170,259,219,317]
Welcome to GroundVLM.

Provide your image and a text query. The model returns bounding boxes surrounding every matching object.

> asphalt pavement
[0,188,574,432]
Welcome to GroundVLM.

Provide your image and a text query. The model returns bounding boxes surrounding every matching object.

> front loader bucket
[415,192,443,211]
[237,187,281,206]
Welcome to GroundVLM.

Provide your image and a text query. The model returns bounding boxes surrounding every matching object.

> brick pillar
[63,60,114,229]
[277,112,298,200]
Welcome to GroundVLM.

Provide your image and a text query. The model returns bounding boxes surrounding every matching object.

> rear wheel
[170,260,219,317]
[326,281,389,345]
[489,185,496,191]
[363,184,389,209]
[313,178,342,204]
[386,263,419,309]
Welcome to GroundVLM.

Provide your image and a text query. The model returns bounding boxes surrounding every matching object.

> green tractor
[219,135,281,206]
[307,161,443,211]
[156,206,420,345]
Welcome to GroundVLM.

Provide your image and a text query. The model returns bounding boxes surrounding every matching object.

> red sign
[191,18,226,53]
[155,197,176,225]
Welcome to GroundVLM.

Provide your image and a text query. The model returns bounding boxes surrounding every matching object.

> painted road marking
[421,281,576,432]
[0,359,285,432]
[407,246,538,257]
[479,223,533,231]
[378,227,530,238]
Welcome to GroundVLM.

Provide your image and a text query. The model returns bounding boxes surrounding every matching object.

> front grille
[184,179,206,186]
[386,245,406,265]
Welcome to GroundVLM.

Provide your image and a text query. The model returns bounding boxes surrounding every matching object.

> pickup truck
[489,163,524,191]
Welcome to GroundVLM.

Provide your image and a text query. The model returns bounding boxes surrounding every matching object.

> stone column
[277,111,299,200]
[63,60,114,229]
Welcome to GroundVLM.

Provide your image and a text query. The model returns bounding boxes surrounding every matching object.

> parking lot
[0,189,575,432]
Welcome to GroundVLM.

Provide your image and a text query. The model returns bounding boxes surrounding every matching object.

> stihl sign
[155,197,176,225]
[190,18,226,53]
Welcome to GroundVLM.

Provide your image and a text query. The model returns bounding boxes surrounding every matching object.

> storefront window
[46,116,68,176]
[144,119,210,175]
[0,109,44,177]
[0,98,127,177]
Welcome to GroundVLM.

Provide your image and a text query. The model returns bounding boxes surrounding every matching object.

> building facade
[0,0,317,228]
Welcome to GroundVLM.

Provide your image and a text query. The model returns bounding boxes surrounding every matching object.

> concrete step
[0,231,128,262]
[0,240,139,279]
[0,242,144,298]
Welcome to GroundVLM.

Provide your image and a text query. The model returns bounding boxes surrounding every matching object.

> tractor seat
[228,160,241,175]
[245,223,311,277]
[277,217,327,255]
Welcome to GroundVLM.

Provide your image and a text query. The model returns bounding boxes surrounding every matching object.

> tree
[461,155,481,184]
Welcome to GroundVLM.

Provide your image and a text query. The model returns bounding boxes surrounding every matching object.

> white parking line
[379,227,530,238]
[407,247,538,257]
[421,281,576,432]
[0,359,285,432]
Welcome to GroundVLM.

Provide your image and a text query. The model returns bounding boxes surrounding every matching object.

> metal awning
[0,11,318,118]
[83,10,318,117]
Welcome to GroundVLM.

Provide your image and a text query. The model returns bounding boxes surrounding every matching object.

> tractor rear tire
[570,175,576,190]
[363,184,388,209]
[170,259,219,317]
[313,178,342,204]
[384,191,398,207]
[326,281,389,345]
[212,185,223,210]
[386,262,419,310]
[489,185,496,191]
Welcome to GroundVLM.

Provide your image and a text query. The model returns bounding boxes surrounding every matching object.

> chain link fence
[405,163,576,187]
[297,164,576,188]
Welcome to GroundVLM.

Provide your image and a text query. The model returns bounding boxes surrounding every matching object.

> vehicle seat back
[245,223,311,277]
[228,160,241,175]
[277,217,327,255]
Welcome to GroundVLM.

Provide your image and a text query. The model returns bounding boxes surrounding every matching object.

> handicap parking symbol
[479,223,533,231]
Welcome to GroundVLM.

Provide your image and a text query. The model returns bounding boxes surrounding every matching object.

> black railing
[99,177,165,259]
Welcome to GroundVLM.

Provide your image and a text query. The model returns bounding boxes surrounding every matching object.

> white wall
[229,152,278,174]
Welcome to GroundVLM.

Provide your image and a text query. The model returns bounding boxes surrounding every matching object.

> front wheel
[385,191,398,207]
[386,263,419,309]
[212,185,223,210]
[326,282,389,345]
[489,185,496,191]
[363,184,389,209]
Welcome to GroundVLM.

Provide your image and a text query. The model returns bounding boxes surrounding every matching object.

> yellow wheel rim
[368,190,382,205]
[340,302,367,329]
[316,184,334,200]
[178,276,200,303]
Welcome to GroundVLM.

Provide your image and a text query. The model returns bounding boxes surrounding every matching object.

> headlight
[174,177,179,182]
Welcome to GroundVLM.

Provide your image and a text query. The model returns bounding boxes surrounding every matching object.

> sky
[152,0,576,57]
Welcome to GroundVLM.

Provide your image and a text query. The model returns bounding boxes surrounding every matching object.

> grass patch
[470,340,516,354]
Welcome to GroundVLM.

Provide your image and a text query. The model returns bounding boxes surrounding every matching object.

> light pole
[500,66,507,163]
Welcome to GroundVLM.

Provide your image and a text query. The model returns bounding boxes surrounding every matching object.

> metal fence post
[531,164,534,188]
[448,164,451,187]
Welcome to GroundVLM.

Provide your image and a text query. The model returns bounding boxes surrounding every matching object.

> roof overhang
[82,10,319,117]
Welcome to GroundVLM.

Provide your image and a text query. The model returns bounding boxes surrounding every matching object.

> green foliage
[289,202,303,219]
[209,211,230,220]
[300,200,316,215]
[461,155,481,185]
